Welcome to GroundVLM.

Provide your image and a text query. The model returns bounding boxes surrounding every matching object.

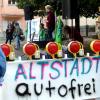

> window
[0,0,3,6]
[8,0,11,4]
[8,0,16,5]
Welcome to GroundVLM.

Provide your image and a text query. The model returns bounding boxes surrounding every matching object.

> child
[39,23,46,41]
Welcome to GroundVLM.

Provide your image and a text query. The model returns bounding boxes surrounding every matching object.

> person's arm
[46,14,50,28]
[6,29,8,34]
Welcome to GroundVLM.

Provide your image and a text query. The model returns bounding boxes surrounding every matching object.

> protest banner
[1,56,100,100]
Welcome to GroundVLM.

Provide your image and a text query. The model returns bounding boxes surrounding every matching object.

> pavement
[0,36,27,60]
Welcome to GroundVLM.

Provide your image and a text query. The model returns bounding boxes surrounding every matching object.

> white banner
[1,56,100,100]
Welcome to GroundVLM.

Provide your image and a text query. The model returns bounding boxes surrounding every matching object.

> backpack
[15,25,23,36]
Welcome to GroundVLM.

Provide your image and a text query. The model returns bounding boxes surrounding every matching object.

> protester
[39,23,46,41]
[14,22,22,50]
[45,5,55,41]
[5,23,13,44]
[11,21,16,32]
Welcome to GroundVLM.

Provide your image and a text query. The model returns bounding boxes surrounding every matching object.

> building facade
[0,0,26,35]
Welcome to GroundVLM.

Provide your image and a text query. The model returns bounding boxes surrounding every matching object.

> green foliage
[80,0,100,18]
[15,0,33,8]
[15,0,47,9]
[15,0,100,18]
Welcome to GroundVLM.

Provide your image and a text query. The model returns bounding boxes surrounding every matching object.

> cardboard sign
[27,18,40,41]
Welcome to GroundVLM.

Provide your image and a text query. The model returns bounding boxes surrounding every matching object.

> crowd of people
[5,5,84,56]
[4,4,84,59]
[32,5,84,58]
[5,21,24,50]
[5,4,84,51]
[38,5,83,45]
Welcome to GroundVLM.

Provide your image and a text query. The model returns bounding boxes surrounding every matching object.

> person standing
[55,16,63,44]
[39,23,46,41]
[45,5,55,41]
[14,22,22,50]
[5,23,13,44]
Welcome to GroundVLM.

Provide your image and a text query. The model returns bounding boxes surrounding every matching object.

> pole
[71,19,74,39]
[30,20,31,42]
[0,86,3,100]
[86,17,88,37]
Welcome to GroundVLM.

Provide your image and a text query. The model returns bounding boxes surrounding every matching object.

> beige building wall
[0,0,26,34]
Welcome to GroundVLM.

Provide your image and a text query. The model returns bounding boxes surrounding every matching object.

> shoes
[15,46,20,50]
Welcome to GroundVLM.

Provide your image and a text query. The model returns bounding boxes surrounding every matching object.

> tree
[79,0,100,36]
[15,0,62,12]
[80,0,100,18]
[15,0,100,36]
[15,0,47,10]
[15,0,100,17]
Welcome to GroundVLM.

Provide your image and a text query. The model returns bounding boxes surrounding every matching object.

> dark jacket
[6,28,13,40]
[46,11,55,30]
